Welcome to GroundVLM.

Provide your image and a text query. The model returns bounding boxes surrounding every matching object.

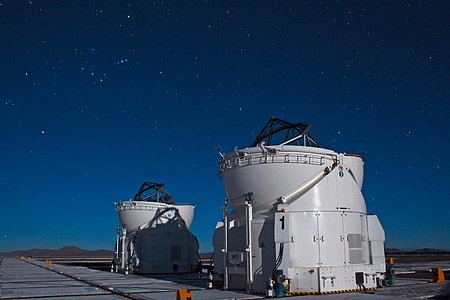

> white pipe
[280,164,335,204]
[115,228,119,256]
[121,228,126,272]
[245,194,253,290]
[223,199,229,290]
[114,227,120,272]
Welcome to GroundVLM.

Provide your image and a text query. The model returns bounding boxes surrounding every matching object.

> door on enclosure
[343,212,364,265]
[289,211,320,266]
[317,212,345,266]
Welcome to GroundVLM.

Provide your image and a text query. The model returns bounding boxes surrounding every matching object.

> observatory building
[113,182,199,274]
[213,117,386,295]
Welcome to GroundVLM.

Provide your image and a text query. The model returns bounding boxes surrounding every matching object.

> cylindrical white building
[113,182,199,275]
[213,117,385,294]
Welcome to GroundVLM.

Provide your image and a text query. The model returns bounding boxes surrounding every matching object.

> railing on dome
[133,182,174,204]
[219,151,331,172]
[251,117,322,148]
[116,203,165,211]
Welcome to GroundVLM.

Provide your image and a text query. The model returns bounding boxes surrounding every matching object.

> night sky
[1,1,449,252]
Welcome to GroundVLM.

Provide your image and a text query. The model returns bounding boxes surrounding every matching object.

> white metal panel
[343,213,363,265]
[369,241,386,273]
[367,215,385,241]
[291,267,319,292]
[250,218,275,293]
[317,212,345,266]
[212,222,224,275]
[345,172,356,208]
[352,185,367,213]
[318,267,347,292]
[274,211,291,243]
[326,171,338,208]
[367,215,386,273]
[360,214,370,264]
[288,212,320,266]
[335,169,349,209]
[343,155,364,188]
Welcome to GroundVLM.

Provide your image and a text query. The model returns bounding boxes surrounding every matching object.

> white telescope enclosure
[213,117,385,294]
[113,182,199,275]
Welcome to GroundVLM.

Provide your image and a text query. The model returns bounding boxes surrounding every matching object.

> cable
[271,243,284,279]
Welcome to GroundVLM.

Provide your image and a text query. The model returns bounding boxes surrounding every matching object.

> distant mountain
[385,248,404,253]
[411,248,450,253]
[386,247,449,254]
[0,246,114,258]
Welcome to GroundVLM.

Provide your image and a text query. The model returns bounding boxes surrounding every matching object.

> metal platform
[1,258,448,299]
[0,258,261,299]
[395,260,450,274]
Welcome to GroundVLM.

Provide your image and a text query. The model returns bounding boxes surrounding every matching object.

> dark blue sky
[1,1,449,252]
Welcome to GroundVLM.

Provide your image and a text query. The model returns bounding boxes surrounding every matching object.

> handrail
[219,151,333,172]
[115,203,166,212]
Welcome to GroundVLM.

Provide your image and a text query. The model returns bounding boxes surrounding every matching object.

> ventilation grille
[348,234,363,264]
[170,245,182,261]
